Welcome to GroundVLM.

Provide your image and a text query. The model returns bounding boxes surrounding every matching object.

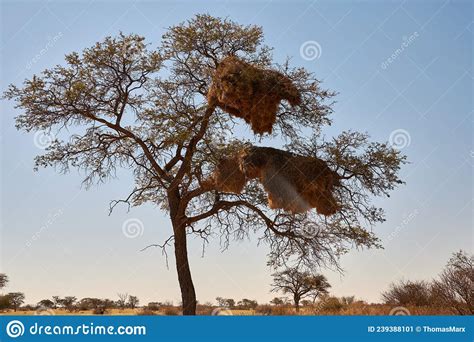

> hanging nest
[239,146,341,215]
[207,145,341,216]
[209,156,247,194]
[208,56,301,135]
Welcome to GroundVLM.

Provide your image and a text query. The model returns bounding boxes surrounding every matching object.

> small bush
[196,305,214,315]
[162,306,180,316]
[382,280,432,306]
[255,305,272,315]
[137,309,156,316]
[20,305,36,311]
[320,297,344,312]
[431,251,473,315]
[340,296,355,305]
[0,296,11,311]
[92,307,107,315]
[146,302,161,311]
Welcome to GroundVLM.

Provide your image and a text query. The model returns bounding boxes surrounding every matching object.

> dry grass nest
[208,56,301,135]
[208,146,341,216]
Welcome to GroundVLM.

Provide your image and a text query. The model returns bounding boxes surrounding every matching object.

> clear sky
[1,0,472,306]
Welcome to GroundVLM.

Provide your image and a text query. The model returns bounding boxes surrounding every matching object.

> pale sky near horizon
[0,0,472,307]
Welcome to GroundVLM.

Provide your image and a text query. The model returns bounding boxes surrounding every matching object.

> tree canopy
[272,269,330,311]
[0,274,8,290]
[6,292,25,311]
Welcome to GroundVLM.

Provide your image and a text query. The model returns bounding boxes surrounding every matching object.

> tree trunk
[294,295,300,313]
[173,218,197,315]
[168,188,197,315]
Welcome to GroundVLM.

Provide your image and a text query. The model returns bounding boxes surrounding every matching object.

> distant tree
[0,275,23,312]
[77,297,102,311]
[102,299,116,309]
[22,304,36,311]
[6,292,25,311]
[147,302,161,311]
[37,299,55,308]
[117,293,129,309]
[340,296,355,306]
[237,299,258,310]
[4,14,405,315]
[431,250,473,315]
[0,274,8,290]
[382,280,432,306]
[215,297,234,308]
[225,298,235,308]
[62,296,77,312]
[272,269,330,312]
[215,297,226,307]
[270,297,285,306]
[77,298,91,311]
[52,296,61,309]
[0,296,10,310]
[128,296,139,309]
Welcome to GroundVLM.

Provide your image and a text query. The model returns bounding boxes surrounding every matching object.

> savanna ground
[0,304,455,316]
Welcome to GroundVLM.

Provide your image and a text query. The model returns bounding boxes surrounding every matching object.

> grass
[1,303,456,316]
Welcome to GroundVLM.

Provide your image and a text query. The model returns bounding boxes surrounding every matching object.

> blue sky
[1,0,472,306]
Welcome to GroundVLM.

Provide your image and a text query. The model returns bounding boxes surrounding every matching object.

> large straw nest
[208,146,340,215]
[239,146,340,215]
[208,56,301,135]
[209,156,247,194]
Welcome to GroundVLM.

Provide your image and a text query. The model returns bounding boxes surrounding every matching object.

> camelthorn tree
[4,15,405,315]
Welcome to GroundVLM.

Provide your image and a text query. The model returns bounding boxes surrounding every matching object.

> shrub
[21,304,36,311]
[321,297,344,312]
[92,307,107,315]
[196,304,214,315]
[382,280,432,306]
[431,251,473,315]
[146,302,161,311]
[162,306,180,316]
[0,296,11,310]
[137,309,156,316]
[255,305,272,315]
[341,296,355,305]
